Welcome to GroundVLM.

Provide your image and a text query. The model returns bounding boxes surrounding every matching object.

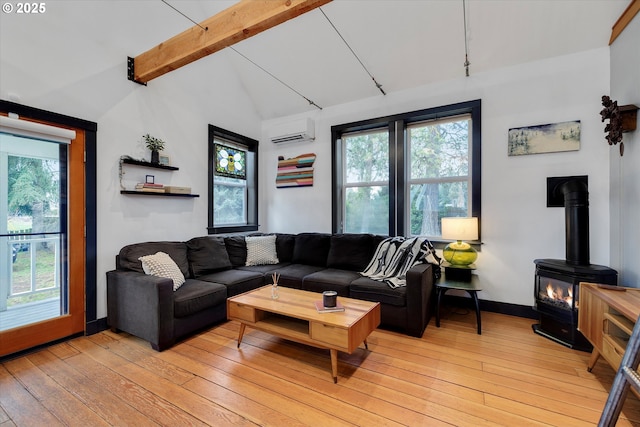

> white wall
[0,4,263,318]
[262,48,613,307]
[610,13,640,287]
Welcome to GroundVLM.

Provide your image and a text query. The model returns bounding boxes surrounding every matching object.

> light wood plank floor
[1,309,639,426]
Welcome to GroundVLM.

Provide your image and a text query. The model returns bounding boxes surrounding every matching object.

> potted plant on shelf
[143,134,165,164]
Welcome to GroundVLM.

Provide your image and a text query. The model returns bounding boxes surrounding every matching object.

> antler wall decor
[600,95,624,155]
[600,95,638,157]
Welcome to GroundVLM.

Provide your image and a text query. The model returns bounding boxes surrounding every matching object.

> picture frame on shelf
[145,175,155,184]
[159,155,170,166]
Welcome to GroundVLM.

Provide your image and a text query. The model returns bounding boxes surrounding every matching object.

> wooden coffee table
[227,286,380,383]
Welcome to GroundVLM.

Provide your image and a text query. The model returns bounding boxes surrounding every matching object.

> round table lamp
[441,217,478,266]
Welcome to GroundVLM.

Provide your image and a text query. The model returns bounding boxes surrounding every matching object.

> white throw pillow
[245,235,279,266]
[139,251,186,291]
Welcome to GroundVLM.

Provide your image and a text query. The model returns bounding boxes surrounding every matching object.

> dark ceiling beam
[131,0,332,84]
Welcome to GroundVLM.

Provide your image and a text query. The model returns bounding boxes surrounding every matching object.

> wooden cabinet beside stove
[578,282,640,372]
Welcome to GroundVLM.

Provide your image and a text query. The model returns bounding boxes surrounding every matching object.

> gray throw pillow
[139,251,186,291]
[119,241,190,278]
[245,235,279,266]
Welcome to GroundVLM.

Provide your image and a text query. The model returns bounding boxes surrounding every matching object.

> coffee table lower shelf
[227,286,380,383]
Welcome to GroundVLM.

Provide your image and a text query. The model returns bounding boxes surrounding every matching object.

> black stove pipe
[557,179,589,266]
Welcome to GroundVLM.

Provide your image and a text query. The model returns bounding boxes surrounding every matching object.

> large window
[332,99,481,241]
[208,125,258,234]
[342,129,389,235]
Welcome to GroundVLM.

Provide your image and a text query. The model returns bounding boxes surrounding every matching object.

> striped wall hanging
[276,153,316,188]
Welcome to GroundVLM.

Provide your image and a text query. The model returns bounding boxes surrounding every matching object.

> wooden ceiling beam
[609,0,639,45]
[131,0,332,84]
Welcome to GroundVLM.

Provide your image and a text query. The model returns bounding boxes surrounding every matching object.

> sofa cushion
[224,235,247,267]
[292,233,331,267]
[302,269,360,296]
[138,252,186,291]
[326,234,374,271]
[197,269,264,298]
[237,262,291,279]
[276,234,295,262]
[372,234,388,248]
[349,277,407,307]
[186,236,232,277]
[119,241,190,278]
[245,235,279,266]
[173,279,227,318]
[272,264,326,289]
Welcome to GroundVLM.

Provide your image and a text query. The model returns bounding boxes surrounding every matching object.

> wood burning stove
[532,176,617,350]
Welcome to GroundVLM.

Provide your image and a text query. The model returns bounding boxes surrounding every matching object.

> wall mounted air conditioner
[269,118,315,143]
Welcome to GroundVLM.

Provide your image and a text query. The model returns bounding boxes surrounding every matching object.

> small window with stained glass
[209,125,258,234]
[215,143,246,179]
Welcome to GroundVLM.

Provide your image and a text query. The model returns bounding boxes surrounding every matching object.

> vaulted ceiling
[148,0,630,119]
[1,0,631,120]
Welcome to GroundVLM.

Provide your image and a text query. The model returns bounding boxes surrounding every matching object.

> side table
[435,273,483,334]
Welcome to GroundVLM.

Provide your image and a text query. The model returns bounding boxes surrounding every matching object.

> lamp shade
[441,217,478,241]
[441,217,478,266]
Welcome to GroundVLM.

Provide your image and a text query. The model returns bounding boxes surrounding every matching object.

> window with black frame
[331,99,481,242]
[208,125,258,234]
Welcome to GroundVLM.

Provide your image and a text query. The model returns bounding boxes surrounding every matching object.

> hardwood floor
[1,309,639,426]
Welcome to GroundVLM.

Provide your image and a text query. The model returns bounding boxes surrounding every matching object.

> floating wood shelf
[119,157,197,197]
[121,158,178,170]
[120,190,199,198]
[621,104,638,132]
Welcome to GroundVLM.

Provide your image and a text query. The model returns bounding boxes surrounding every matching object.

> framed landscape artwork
[508,120,580,156]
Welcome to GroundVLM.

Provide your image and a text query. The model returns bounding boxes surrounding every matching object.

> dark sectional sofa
[106,232,438,350]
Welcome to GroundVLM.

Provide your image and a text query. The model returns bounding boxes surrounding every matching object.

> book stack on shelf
[135,182,164,193]
[164,186,191,194]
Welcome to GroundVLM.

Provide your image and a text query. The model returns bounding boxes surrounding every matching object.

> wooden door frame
[0,101,97,357]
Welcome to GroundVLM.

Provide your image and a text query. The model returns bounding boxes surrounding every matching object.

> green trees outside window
[343,130,389,234]
[332,100,481,240]
[408,117,470,237]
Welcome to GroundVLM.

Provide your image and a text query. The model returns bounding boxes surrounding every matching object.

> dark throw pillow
[224,235,248,267]
[275,233,295,262]
[186,236,232,277]
[292,233,331,267]
[327,233,374,271]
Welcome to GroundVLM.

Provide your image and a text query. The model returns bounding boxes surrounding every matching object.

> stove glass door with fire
[536,274,579,316]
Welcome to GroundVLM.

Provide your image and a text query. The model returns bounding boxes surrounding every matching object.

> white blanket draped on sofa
[360,236,441,288]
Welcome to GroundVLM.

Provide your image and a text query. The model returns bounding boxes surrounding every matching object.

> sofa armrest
[106,270,175,350]
[405,263,435,337]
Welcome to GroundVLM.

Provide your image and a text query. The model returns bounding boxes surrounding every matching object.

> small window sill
[208,225,258,235]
